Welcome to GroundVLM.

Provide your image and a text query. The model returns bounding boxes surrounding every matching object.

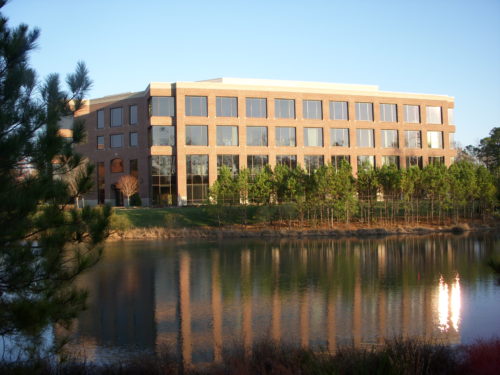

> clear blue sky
[4,0,500,146]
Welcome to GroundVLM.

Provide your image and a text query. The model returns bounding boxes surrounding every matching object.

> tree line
[208,160,497,227]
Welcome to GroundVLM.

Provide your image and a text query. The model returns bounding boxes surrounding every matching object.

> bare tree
[116,175,139,207]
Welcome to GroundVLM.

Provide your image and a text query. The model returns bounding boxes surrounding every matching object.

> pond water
[62,232,500,365]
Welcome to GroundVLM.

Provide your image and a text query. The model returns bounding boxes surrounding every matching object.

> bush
[130,194,142,207]
[109,213,133,231]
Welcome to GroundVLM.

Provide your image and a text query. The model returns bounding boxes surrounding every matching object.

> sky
[3,0,500,146]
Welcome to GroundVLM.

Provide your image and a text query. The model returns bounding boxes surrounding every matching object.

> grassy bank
[2,338,499,375]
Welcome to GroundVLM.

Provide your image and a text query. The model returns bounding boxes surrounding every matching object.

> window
[304,128,323,147]
[303,100,322,119]
[427,131,443,149]
[449,133,456,149]
[129,105,138,125]
[275,127,296,147]
[185,96,207,116]
[429,156,445,165]
[97,136,104,150]
[247,155,268,174]
[426,106,442,124]
[216,126,238,146]
[97,109,104,129]
[186,125,208,146]
[129,132,138,147]
[150,97,175,117]
[357,155,375,169]
[331,155,350,170]
[356,128,374,147]
[217,155,239,175]
[381,129,398,148]
[381,156,400,168]
[330,128,349,147]
[152,126,175,146]
[329,101,348,120]
[276,155,297,169]
[130,159,138,178]
[355,102,373,121]
[97,162,105,204]
[448,108,454,125]
[247,126,268,146]
[110,107,123,127]
[406,156,423,168]
[216,97,238,117]
[110,158,124,173]
[404,105,420,123]
[246,98,267,118]
[110,134,123,148]
[151,155,176,206]
[304,155,324,174]
[405,130,421,148]
[186,155,209,204]
[275,99,295,119]
[380,104,397,122]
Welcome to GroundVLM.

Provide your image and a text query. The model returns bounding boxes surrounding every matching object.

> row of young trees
[209,160,497,227]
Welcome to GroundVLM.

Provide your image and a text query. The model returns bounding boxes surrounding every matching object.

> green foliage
[109,211,133,231]
[0,4,110,357]
[130,193,142,207]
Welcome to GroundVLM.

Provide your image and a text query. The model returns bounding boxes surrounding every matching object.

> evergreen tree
[0,3,111,356]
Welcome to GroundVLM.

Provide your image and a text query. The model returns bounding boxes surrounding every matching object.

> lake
[62,232,500,365]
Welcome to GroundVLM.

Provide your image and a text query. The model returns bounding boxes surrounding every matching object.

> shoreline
[107,222,499,241]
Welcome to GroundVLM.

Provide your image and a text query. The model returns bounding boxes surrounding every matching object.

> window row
[97,132,138,149]
[150,125,453,149]
[149,95,454,124]
[97,105,138,128]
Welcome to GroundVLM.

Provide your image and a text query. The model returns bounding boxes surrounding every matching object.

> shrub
[130,193,142,207]
[109,213,133,231]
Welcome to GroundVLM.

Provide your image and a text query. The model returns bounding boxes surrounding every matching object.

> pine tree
[0,2,111,356]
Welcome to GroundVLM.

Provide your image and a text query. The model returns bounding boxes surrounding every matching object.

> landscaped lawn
[113,207,219,228]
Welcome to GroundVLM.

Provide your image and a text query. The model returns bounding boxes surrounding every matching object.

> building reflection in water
[61,234,494,365]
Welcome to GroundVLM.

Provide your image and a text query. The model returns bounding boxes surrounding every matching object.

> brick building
[72,78,456,206]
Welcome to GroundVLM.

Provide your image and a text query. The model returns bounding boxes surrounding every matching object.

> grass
[1,338,499,375]
[114,207,218,228]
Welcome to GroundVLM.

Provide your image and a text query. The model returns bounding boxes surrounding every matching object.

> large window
[355,102,373,121]
[186,155,209,204]
[304,128,323,147]
[381,155,400,168]
[151,155,176,206]
[303,100,322,119]
[216,126,238,146]
[405,130,421,148]
[129,105,138,125]
[427,131,443,149]
[381,129,398,148]
[185,96,207,117]
[429,156,445,165]
[152,126,175,146]
[97,136,104,150]
[426,106,442,124]
[97,109,104,129]
[150,97,175,117]
[357,155,375,170]
[110,107,123,127]
[130,159,138,178]
[331,155,350,170]
[404,105,420,123]
[329,101,348,120]
[110,134,123,148]
[217,155,239,175]
[247,155,268,174]
[275,127,296,147]
[449,133,456,149]
[406,156,423,168]
[448,108,454,125]
[247,126,268,146]
[356,128,374,147]
[246,98,267,118]
[330,128,349,147]
[380,103,397,122]
[276,155,297,169]
[129,132,138,147]
[304,155,324,174]
[186,125,208,146]
[216,97,238,117]
[275,99,295,119]
[110,158,124,173]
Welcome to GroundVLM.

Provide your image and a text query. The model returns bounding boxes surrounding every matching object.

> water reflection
[63,233,500,364]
